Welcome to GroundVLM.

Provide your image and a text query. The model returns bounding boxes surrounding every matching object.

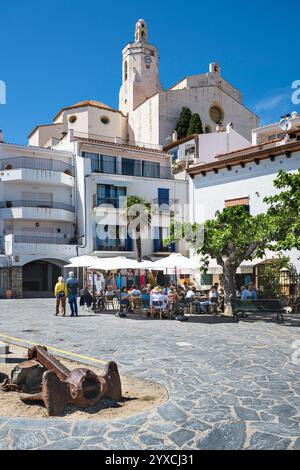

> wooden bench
[231,299,285,323]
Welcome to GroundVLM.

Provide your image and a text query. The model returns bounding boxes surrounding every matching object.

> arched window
[204,125,211,133]
[124,61,128,81]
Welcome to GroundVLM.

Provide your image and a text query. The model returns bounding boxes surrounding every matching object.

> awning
[207,258,265,275]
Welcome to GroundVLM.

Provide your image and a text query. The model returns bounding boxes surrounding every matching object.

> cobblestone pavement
[0,299,299,450]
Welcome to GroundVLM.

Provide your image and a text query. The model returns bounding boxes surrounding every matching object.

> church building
[119,19,259,147]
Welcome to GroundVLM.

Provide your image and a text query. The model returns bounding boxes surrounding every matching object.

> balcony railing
[0,157,74,176]
[96,197,126,209]
[14,235,77,245]
[0,200,75,213]
[96,241,133,252]
[153,241,176,253]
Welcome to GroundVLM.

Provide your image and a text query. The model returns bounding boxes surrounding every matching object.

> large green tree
[176,107,192,140]
[265,169,300,250]
[168,206,271,314]
[187,113,203,135]
[126,196,151,262]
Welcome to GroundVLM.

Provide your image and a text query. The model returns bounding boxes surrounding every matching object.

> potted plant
[4,163,12,170]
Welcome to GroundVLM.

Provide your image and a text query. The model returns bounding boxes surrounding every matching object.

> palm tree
[126,196,151,262]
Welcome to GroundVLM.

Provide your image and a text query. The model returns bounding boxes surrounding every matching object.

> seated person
[150,286,168,315]
[186,287,196,299]
[129,284,141,297]
[141,288,150,307]
[82,286,93,308]
[105,286,114,298]
[167,287,179,317]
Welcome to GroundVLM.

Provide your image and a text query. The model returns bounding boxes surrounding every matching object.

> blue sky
[0,0,299,144]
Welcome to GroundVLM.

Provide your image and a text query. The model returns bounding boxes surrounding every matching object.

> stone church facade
[119,19,259,147]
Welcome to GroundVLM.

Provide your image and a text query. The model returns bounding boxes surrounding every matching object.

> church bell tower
[119,19,162,116]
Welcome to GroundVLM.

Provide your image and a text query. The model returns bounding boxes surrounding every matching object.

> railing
[153,242,176,253]
[0,200,75,212]
[0,157,74,176]
[73,130,163,151]
[14,235,77,245]
[91,162,172,179]
[96,197,125,209]
[96,241,133,252]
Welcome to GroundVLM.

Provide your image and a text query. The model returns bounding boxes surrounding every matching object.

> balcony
[153,241,176,254]
[95,239,133,253]
[0,157,74,175]
[96,197,126,209]
[4,234,78,259]
[0,200,75,222]
[0,157,74,186]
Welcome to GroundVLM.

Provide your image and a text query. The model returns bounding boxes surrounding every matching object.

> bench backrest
[231,298,283,311]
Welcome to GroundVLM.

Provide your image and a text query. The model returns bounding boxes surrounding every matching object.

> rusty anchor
[11,345,122,416]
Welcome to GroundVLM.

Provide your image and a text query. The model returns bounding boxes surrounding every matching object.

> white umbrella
[88,256,139,271]
[65,255,98,268]
[152,253,199,273]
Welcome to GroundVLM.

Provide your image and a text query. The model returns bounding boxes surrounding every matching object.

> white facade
[188,137,300,277]
[165,125,251,168]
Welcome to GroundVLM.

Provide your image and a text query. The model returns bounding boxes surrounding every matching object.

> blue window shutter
[170,242,176,252]
[153,226,160,252]
[127,233,133,251]
[158,188,169,206]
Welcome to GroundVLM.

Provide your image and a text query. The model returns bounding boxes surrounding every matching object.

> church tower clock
[119,19,162,117]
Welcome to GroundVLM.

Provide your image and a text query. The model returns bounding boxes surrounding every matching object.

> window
[124,61,128,81]
[153,226,175,253]
[142,161,160,178]
[96,225,130,251]
[122,158,141,176]
[225,197,250,213]
[69,115,77,123]
[170,149,178,163]
[158,188,169,206]
[201,273,213,286]
[100,116,110,125]
[82,152,116,174]
[209,105,224,124]
[205,125,211,133]
[97,184,126,208]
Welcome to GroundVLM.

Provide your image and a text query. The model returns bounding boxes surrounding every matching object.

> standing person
[66,271,79,317]
[54,276,68,316]
[248,283,258,299]
[240,285,251,300]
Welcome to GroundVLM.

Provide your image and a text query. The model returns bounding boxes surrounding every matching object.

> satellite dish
[279,117,292,132]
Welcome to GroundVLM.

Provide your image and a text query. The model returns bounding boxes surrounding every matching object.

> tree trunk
[222,259,238,316]
[135,225,142,262]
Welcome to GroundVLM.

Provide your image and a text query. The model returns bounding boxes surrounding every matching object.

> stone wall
[0,267,23,298]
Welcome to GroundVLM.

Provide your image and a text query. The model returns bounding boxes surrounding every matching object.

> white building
[119,20,259,146]
[1,100,188,297]
[186,120,300,288]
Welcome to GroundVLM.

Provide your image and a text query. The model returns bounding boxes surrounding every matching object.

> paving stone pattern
[0,299,299,450]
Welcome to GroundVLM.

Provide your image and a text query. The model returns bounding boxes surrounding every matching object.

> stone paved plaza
[0,299,300,450]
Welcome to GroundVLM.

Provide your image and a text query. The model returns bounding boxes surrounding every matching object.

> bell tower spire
[119,19,162,121]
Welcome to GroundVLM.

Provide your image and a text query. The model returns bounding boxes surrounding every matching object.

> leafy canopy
[264,169,300,250]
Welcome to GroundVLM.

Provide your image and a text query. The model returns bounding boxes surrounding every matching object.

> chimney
[172,130,178,142]
[216,124,225,133]
[0,129,3,143]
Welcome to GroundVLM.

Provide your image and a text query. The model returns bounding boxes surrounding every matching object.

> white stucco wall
[190,150,300,270]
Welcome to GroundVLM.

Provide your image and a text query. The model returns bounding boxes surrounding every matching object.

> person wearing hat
[150,285,167,318]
